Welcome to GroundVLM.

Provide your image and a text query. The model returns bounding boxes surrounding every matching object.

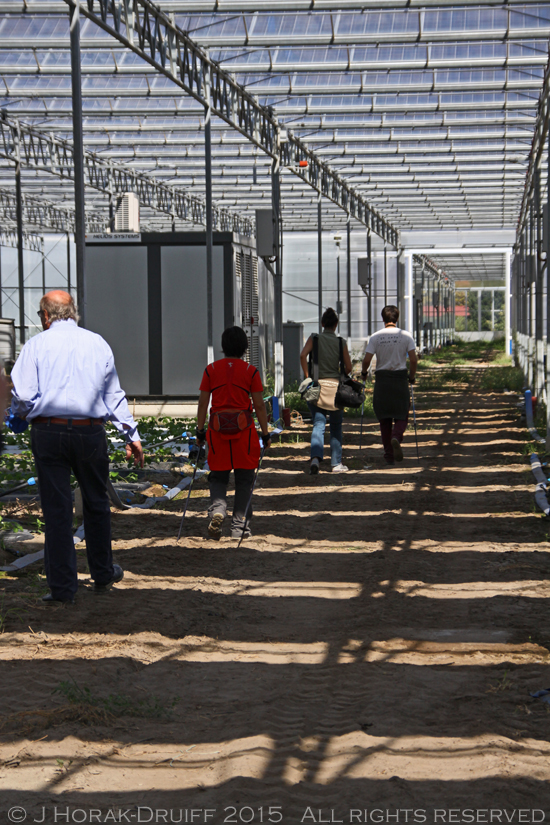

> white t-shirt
[365,327,415,371]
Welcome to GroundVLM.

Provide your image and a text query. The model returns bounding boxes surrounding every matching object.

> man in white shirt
[361,305,417,466]
[11,290,143,604]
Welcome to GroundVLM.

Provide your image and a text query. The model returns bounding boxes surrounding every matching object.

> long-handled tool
[237,444,266,549]
[410,384,420,462]
[177,453,203,541]
[359,383,365,451]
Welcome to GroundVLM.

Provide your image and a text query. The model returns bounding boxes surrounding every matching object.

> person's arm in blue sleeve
[103,349,144,467]
[10,343,39,419]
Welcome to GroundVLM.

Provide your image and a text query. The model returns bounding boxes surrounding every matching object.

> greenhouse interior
[2,0,550,816]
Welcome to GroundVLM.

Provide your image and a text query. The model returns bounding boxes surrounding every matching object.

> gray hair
[40,294,79,323]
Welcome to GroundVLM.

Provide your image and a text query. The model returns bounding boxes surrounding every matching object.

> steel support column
[67,232,71,295]
[546,130,550,449]
[405,252,413,335]
[505,250,512,356]
[453,286,457,339]
[272,141,284,407]
[384,244,388,305]
[437,277,443,346]
[41,237,46,296]
[336,244,341,317]
[317,194,323,333]
[366,230,372,337]
[14,124,25,345]
[69,0,86,325]
[535,168,544,345]
[346,217,351,347]
[204,101,214,365]
[421,265,425,348]
[478,288,482,333]
[547,130,550,350]
[108,171,115,233]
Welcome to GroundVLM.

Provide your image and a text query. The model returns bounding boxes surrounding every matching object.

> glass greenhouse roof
[0,0,548,252]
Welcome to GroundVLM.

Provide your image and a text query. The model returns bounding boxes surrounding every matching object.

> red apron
[200,359,263,471]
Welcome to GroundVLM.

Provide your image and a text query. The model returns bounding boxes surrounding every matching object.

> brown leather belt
[33,417,104,426]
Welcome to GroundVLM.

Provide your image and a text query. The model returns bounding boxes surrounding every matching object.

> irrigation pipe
[142,432,191,452]
[530,453,550,516]
[69,461,211,548]
[0,476,37,499]
[524,389,545,444]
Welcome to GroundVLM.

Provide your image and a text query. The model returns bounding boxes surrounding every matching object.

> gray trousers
[208,469,255,532]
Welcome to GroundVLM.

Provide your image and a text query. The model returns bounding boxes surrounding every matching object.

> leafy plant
[487,670,513,692]
[33,517,45,534]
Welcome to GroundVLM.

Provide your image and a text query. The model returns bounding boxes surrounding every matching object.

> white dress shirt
[11,319,140,442]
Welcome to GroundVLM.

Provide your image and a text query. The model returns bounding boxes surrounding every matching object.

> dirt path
[1,383,550,822]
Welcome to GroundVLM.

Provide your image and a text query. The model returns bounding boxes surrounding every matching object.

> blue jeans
[307,403,343,466]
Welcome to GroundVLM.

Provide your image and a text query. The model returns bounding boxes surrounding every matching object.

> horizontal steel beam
[24,153,528,174]
[1,50,548,74]
[192,32,550,49]
[1,67,544,95]
[70,0,399,244]
[0,161,527,185]
[2,85,539,110]
[0,181,521,203]
[5,109,537,130]
[408,246,511,254]
[0,187,105,233]
[6,134,532,165]
[20,127,533,145]
[179,30,550,49]
[13,28,549,49]
[0,227,42,252]
[0,111,253,235]
[1,0,549,10]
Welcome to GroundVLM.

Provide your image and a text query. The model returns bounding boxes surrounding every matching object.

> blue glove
[5,407,29,433]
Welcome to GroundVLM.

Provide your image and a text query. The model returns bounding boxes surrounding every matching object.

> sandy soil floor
[1,376,550,823]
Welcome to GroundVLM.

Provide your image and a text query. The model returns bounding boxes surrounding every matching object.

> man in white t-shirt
[361,305,417,465]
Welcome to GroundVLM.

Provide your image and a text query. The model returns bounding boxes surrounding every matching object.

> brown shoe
[208,513,224,540]
[391,437,403,462]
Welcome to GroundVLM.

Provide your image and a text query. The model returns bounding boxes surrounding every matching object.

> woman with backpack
[299,307,353,475]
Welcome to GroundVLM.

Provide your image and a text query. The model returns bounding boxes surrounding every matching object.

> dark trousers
[208,468,255,532]
[379,416,408,463]
[31,422,114,601]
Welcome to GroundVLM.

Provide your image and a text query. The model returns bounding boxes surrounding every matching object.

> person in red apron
[196,326,271,540]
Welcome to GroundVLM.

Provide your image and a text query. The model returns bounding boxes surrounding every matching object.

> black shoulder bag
[335,337,364,409]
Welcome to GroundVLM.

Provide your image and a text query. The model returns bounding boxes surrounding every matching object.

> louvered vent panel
[250,255,260,368]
